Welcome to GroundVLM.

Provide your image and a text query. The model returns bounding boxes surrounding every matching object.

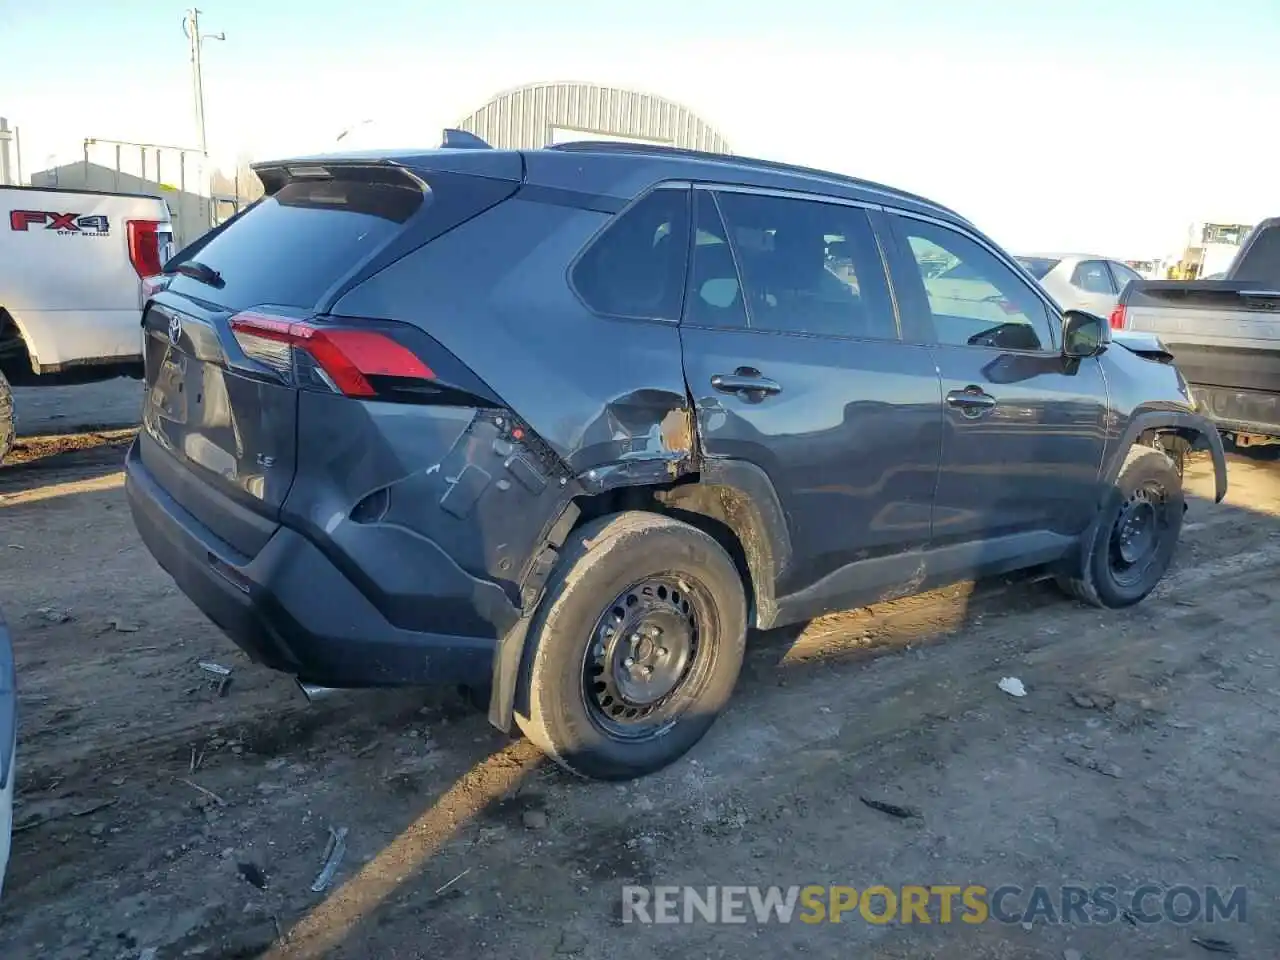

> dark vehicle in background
[126,133,1228,781]
[1114,217,1280,449]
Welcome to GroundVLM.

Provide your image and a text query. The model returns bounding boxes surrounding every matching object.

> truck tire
[515,511,747,781]
[1057,446,1184,608]
[0,370,13,466]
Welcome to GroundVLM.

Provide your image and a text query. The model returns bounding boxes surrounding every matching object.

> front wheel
[1058,446,1184,608]
[515,511,747,781]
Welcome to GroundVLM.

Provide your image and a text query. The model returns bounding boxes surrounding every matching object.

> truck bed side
[0,187,172,372]
[1120,280,1280,435]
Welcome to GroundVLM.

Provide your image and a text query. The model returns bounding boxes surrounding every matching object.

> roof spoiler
[440,128,491,150]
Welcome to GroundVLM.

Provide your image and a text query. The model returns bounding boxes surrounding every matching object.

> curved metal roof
[456,81,731,153]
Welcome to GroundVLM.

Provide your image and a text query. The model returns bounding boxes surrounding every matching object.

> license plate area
[152,349,192,425]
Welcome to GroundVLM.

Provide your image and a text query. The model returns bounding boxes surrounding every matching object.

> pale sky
[3,0,1278,258]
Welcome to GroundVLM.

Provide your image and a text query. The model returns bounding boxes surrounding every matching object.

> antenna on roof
[440,129,491,150]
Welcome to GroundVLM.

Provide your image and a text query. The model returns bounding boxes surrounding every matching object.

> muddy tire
[1058,446,1184,608]
[0,370,13,466]
[515,511,747,781]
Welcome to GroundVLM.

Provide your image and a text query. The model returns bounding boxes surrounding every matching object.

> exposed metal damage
[575,391,698,493]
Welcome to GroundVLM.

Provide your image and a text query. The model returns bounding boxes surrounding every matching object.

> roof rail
[545,140,961,220]
[440,128,492,150]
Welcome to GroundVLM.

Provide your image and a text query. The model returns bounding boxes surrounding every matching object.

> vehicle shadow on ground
[0,430,135,496]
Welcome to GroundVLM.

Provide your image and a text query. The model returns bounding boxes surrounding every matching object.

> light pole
[182,8,224,233]
[182,8,225,159]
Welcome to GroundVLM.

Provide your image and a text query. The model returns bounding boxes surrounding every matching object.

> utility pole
[0,118,13,186]
[183,8,224,233]
[182,8,225,159]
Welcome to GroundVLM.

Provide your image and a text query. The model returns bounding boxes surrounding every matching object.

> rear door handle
[711,371,782,398]
[946,387,996,417]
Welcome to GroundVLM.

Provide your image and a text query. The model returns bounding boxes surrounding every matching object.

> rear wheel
[1058,446,1184,608]
[0,371,13,465]
[515,511,747,781]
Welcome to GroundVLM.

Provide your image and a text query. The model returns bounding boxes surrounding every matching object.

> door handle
[711,371,782,399]
[946,387,996,418]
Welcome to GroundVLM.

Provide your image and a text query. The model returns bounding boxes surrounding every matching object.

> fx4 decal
[9,210,111,235]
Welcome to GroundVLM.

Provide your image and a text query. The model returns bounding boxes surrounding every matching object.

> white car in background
[1015,253,1145,319]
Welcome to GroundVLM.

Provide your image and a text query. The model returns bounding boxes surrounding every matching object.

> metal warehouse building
[456,81,731,153]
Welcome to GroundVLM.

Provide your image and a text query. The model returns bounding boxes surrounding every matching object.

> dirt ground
[10,378,143,436]
[1,430,1278,960]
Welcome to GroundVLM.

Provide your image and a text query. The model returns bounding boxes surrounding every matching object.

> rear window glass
[1232,224,1280,283]
[1015,257,1060,280]
[167,178,424,310]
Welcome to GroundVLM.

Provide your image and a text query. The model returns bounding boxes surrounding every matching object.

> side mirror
[1062,310,1110,358]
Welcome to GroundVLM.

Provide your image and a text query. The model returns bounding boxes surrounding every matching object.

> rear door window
[683,191,749,329]
[1015,257,1060,280]
[1070,260,1117,294]
[571,187,690,321]
[1107,260,1142,294]
[712,191,898,340]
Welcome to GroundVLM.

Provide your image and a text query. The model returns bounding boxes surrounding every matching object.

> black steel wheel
[1057,446,1184,608]
[581,575,714,740]
[1106,481,1171,588]
[516,512,747,781]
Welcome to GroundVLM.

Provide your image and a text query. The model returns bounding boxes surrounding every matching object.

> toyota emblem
[167,314,182,346]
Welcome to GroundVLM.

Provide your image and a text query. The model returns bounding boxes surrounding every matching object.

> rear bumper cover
[125,440,496,688]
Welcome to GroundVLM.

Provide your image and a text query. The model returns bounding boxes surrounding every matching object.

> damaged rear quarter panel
[330,196,696,490]
[283,391,582,638]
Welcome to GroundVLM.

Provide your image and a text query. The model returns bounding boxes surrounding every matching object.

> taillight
[127,220,164,278]
[229,311,435,398]
[1108,304,1127,330]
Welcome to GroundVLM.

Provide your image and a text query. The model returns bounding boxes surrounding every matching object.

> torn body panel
[282,392,581,640]
[574,391,698,493]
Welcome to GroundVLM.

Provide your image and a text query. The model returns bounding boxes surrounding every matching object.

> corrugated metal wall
[457,82,731,153]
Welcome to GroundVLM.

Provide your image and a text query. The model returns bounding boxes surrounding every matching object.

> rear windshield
[167,177,424,311]
[1015,257,1060,280]
[1232,223,1280,283]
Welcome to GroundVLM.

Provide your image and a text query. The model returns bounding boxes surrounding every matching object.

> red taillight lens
[127,220,164,278]
[229,312,435,398]
[1108,304,1127,330]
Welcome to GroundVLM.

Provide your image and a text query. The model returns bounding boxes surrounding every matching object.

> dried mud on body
[2,439,1279,960]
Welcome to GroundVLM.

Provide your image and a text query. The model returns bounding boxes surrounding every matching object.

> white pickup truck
[0,185,174,461]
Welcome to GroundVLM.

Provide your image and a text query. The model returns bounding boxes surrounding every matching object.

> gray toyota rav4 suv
[127,135,1227,780]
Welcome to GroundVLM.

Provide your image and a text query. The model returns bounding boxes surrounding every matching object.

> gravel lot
[0,428,1277,960]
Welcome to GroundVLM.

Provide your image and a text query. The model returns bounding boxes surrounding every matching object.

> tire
[1057,446,1184,608]
[0,370,13,466]
[515,511,748,781]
